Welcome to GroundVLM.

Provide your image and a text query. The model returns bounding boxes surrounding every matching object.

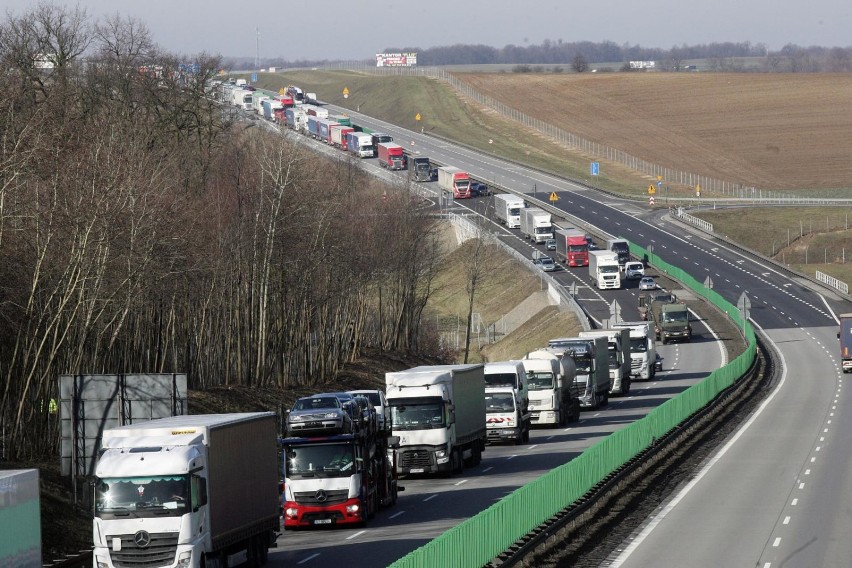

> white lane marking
[423,494,437,502]
[608,323,787,566]
[783,516,791,525]
[805,469,811,475]
[482,466,493,473]
[346,530,366,540]
[792,499,798,506]
[799,482,805,489]
[811,457,816,463]
[389,511,405,519]
[527,444,539,450]
[773,538,782,547]
[454,479,468,486]
[507,455,518,460]
[298,553,321,564]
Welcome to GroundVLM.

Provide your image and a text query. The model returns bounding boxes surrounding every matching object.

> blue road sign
[591,162,600,176]
[251,73,258,82]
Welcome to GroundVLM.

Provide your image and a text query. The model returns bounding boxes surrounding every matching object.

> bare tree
[571,53,589,73]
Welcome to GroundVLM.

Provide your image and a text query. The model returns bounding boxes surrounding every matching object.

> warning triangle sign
[549,192,559,202]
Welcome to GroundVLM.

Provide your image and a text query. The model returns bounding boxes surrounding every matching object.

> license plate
[313,519,332,525]
[409,468,424,473]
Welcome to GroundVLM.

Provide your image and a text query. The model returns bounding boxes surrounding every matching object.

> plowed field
[458,73,852,191]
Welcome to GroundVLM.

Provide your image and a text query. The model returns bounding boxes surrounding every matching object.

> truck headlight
[285,507,299,517]
[435,445,448,459]
[96,558,110,568]
[346,503,360,513]
[177,551,192,567]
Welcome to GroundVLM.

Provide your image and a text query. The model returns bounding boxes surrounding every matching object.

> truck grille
[107,532,178,568]
[399,450,433,468]
[631,359,642,370]
[293,489,349,506]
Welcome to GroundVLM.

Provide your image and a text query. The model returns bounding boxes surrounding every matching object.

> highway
[261,110,748,567]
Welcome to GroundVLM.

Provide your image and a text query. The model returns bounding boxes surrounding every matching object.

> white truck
[612,321,657,380]
[494,193,526,228]
[485,386,531,445]
[0,469,41,567]
[519,207,553,243]
[347,132,375,158]
[484,360,529,412]
[522,350,581,426]
[589,249,622,289]
[92,413,280,568]
[386,364,486,475]
[580,329,632,396]
[548,336,611,408]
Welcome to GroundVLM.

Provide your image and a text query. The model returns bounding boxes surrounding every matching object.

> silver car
[639,276,658,291]
[287,395,353,436]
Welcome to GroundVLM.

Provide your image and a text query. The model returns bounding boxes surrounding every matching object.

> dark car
[287,395,353,435]
[470,181,491,197]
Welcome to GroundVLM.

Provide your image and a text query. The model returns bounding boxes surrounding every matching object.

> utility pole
[255,27,260,69]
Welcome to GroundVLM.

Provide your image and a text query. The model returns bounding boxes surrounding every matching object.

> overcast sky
[2,0,851,61]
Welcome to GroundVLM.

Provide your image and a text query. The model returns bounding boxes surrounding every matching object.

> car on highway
[535,255,557,272]
[625,261,645,279]
[639,276,658,291]
[545,238,557,251]
[470,181,491,197]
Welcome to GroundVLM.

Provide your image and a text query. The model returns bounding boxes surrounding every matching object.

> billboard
[376,52,417,67]
[629,60,656,69]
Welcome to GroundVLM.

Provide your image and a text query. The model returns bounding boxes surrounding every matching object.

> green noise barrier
[388,241,757,568]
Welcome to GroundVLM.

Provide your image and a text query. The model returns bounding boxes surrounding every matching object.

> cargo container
[92,413,279,568]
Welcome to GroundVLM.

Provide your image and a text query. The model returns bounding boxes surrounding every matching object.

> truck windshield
[285,443,354,478]
[485,372,519,389]
[662,310,688,323]
[607,347,619,369]
[629,338,647,353]
[568,245,586,252]
[570,355,592,373]
[600,266,619,274]
[527,371,555,390]
[96,475,189,518]
[509,207,521,215]
[485,393,515,413]
[390,402,445,430]
[456,179,470,189]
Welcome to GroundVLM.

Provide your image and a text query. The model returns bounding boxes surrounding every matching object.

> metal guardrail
[817,270,849,295]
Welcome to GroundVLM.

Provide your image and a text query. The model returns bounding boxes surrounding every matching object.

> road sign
[737,292,751,311]
[657,180,663,187]
[648,185,655,194]
[549,192,559,202]
[279,88,285,95]
[251,73,257,82]
[343,87,350,99]
[649,196,655,205]
[657,175,663,181]
[591,162,600,176]
[415,113,421,121]
[704,276,714,289]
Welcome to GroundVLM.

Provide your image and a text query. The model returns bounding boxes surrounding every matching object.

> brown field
[458,73,852,191]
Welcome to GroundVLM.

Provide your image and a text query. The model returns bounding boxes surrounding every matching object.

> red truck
[276,94,295,109]
[377,142,406,170]
[555,228,589,267]
[330,125,355,150]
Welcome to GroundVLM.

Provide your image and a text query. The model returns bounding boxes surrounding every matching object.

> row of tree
[246,40,852,72]
[0,4,445,461]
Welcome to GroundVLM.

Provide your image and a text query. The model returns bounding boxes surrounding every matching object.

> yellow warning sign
[549,192,559,202]
[648,185,656,194]
[279,88,285,95]
[343,87,349,95]
[415,113,421,121]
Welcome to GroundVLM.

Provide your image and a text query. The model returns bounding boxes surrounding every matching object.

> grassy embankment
[253,70,852,289]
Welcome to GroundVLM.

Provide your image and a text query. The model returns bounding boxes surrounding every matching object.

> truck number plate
[410,468,424,473]
[313,519,332,525]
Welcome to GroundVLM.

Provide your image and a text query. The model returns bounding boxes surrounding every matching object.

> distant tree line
[245,39,852,72]
[0,4,444,461]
